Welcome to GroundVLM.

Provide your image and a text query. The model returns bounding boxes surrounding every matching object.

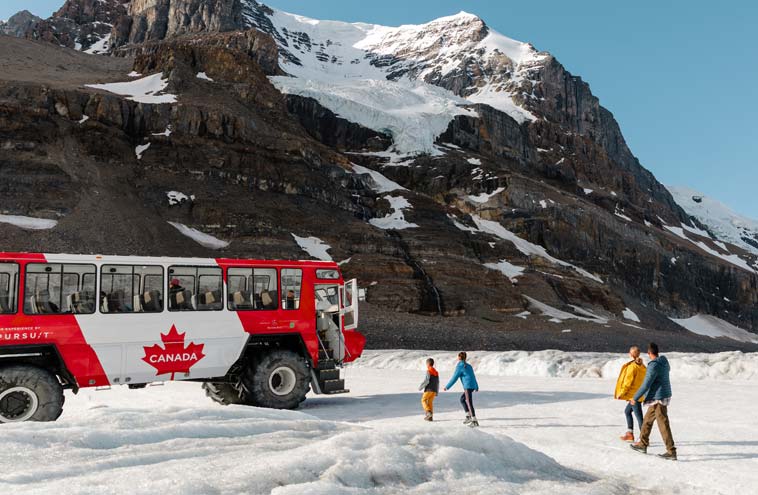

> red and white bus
[0,253,365,423]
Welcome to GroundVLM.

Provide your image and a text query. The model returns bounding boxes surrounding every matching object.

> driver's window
[281,269,302,310]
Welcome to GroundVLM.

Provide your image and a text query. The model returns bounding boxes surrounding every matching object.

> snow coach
[0,253,365,422]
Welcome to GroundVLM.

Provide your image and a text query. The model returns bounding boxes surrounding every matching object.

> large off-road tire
[0,365,64,423]
[242,350,310,409]
[202,382,249,406]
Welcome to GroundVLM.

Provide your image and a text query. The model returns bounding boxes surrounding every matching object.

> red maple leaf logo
[142,325,206,380]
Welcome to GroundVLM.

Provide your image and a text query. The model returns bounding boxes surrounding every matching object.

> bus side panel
[4,259,110,388]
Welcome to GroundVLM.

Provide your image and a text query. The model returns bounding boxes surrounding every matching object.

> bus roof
[0,252,340,268]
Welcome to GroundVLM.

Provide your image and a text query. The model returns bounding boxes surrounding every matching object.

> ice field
[1,350,756,494]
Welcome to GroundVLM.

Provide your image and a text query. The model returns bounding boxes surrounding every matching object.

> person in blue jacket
[629,342,677,461]
[444,351,480,427]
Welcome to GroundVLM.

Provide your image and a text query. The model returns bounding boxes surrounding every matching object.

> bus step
[317,368,340,381]
[323,388,350,395]
[317,358,336,370]
[320,378,346,393]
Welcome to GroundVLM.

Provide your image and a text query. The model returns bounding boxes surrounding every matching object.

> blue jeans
[625,401,643,432]
[460,389,476,417]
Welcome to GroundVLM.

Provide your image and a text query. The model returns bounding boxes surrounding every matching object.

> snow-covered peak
[668,185,758,255]
[244,1,547,154]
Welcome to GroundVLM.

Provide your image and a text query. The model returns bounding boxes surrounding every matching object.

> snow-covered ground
[2,350,756,494]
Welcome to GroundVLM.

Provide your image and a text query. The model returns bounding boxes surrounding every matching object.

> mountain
[0,0,756,349]
[24,0,128,53]
[0,10,42,37]
[669,186,758,256]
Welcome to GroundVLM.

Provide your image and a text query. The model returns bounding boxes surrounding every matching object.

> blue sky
[4,0,757,218]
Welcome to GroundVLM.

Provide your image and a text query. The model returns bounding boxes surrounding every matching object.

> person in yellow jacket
[614,346,646,442]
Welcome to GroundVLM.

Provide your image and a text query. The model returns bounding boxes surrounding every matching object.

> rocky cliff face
[1,10,42,37]
[117,0,246,46]
[25,0,128,52]
[1,0,756,344]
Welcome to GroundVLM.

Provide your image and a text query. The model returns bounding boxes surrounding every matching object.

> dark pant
[639,403,676,455]
[625,401,643,432]
[460,389,476,417]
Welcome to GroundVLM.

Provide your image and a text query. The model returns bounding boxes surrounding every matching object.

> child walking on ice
[444,351,480,427]
[419,358,439,421]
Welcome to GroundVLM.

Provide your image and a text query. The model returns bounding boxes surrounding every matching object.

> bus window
[101,265,163,313]
[227,268,278,311]
[281,269,302,310]
[168,266,222,311]
[0,263,19,314]
[24,263,96,315]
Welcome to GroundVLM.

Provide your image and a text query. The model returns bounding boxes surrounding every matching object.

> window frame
[168,265,224,312]
[23,262,97,316]
[0,262,20,315]
[227,267,280,312]
[99,264,164,314]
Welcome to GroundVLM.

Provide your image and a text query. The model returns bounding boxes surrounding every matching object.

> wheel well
[187,335,312,385]
[242,334,312,365]
[0,345,77,392]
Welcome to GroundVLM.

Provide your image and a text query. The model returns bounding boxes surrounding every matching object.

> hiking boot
[463,415,472,425]
[630,443,647,454]
[658,452,677,461]
[468,417,479,427]
[424,412,433,422]
[619,431,634,442]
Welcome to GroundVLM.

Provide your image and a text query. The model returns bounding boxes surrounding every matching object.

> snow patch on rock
[525,296,608,324]
[152,125,172,137]
[292,234,332,261]
[472,215,603,283]
[369,196,418,230]
[668,185,758,256]
[86,73,177,104]
[622,308,641,323]
[0,214,57,230]
[663,223,755,273]
[484,260,525,283]
[168,222,229,250]
[671,314,758,344]
[83,33,111,55]
[467,187,504,204]
[351,164,405,193]
[135,142,150,160]
[166,191,193,206]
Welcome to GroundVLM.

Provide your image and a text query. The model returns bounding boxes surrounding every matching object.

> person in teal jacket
[444,351,480,427]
